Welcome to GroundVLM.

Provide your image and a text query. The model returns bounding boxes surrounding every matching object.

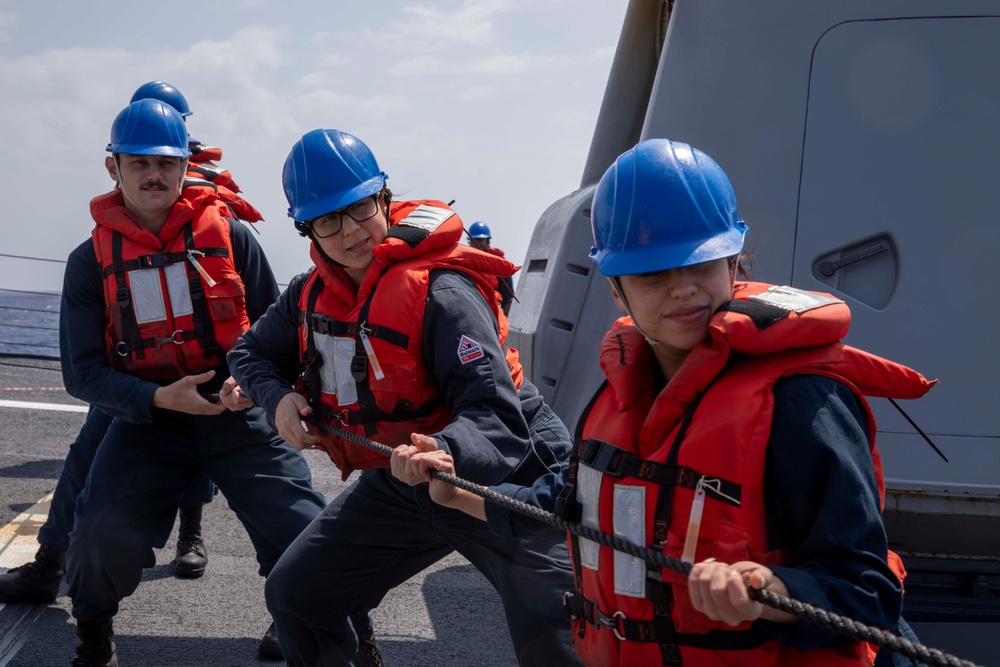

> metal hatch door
[793,16,1000,556]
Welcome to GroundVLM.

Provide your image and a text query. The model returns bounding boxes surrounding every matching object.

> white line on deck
[0,399,87,413]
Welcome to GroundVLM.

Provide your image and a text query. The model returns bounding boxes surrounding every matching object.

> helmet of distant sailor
[130,81,193,117]
[468,222,492,239]
[106,99,191,158]
[589,138,748,277]
[282,129,387,223]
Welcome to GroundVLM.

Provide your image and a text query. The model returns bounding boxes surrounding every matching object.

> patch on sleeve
[748,285,842,313]
[397,204,454,232]
[457,335,485,364]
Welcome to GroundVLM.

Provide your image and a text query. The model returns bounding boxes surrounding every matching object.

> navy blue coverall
[59,219,327,624]
[228,268,584,667]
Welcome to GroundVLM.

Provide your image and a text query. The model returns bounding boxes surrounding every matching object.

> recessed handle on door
[817,241,890,277]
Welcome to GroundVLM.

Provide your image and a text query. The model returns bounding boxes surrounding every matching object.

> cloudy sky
[0,0,626,292]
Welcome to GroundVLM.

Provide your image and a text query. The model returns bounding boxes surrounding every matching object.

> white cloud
[388,54,449,78]
[0,1,628,290]
[386,0,515,47]
[469,54,530,75]
[176,26,287,82]
[0,10,16,43]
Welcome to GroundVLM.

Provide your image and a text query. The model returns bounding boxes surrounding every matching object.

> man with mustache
[55,99,332,667]
[0,83,254,610]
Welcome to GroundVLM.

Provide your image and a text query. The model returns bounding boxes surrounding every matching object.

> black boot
[174,501,207,579]
[352,632,385,667]
[70,619,118,667]
[0,543,66,604]
[259,621,283,660]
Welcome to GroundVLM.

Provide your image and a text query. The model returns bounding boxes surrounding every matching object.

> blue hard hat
[131,81,192,117]
[589,138,748,277]
[107,99,192,157]
[468,222,491,239]
[283,129,388,222]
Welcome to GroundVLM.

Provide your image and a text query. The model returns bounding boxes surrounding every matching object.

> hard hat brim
[107,144,192,158]
[290,174,385,222]
[591,222,747,277]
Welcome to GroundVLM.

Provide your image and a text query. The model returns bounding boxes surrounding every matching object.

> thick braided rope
[305,417,985,667]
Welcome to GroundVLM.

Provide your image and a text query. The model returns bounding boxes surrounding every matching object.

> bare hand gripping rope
[303,416,986,667]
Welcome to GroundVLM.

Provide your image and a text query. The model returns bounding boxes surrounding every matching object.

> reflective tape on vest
[128,263,192,324]
[577,464,602,571]
[613,484,646,598]
[313,332,359,406]
[578,462,649,598]
[397,204,454,232]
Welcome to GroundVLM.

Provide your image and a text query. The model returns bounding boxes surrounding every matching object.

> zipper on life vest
[187,250,217,287]
[681,477,706,564]
[358,323,385,380]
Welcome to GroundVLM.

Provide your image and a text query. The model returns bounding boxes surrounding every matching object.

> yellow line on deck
[0,493,52,569]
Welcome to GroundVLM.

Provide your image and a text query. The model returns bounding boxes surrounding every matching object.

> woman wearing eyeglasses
[226,129,581,667]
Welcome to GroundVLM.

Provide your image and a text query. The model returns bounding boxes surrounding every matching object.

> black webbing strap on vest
[560,380,607,641]
[101,247,227,278]
[647,390,764,662]
[350,278,435,435]
[562,590,768,650]
[306,314,409,350]
[299,276,327,416]
[187,164,224,182]
[299,274,441,435]
[648,394,705,664]
[110,231,144,362]
[181,224,227,365]
[715,298,791,330]
[578,439,741,508]
[182,177,218,192]
[108,227,228,365]
[563,386,763,663]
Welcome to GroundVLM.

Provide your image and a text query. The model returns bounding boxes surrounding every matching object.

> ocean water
[0,289,60,359]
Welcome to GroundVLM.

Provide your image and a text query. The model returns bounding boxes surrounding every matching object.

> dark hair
[734,242,755,279]
[294,186,393,238]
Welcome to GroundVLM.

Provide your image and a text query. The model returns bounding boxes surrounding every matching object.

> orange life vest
[187,143,263,223]
[91,184,251,380]
[297,200,523,479]
[563,282,935,667]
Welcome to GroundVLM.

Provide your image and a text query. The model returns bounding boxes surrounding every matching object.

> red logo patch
[457,335,485,364]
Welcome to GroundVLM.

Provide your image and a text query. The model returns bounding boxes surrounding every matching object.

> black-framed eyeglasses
[307,195,380,238]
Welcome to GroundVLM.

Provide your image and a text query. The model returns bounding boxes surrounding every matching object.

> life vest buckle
[611,611,627,642]
[140,252,170,268]
[152,330,185,349]
[554,482,582,522]
[593,605,629,641]
[562,591,583,620]
[332,409,350,427]
[350,354,368,382]
[115,286,130,309]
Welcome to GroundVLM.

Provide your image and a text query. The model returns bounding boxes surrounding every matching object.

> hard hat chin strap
[610,277,659,347]
[113,153,186,208]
